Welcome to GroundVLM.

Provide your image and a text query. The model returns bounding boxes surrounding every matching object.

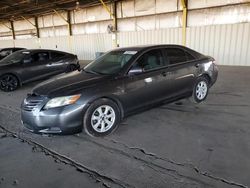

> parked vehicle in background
[0,47,26,60]
[0,49,80,91]
[21,45,218,136]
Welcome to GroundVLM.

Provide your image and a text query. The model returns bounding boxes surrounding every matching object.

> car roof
[113,44,193,51]
[18,49,72,55]
[0,47,26,50]
[113,44,205,59]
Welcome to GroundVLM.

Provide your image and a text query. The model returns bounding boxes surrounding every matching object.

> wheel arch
[87,95,125,119]
[0,72,22,86]
[201,73,212,86]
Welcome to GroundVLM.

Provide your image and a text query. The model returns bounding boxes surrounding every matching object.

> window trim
[164,47,196,67]
[126,47,168,76]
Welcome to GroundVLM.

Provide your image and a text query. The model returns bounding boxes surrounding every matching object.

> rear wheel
[0,74,19,92]
[191,76,209,103]
[66,64,77,73]
[83,98,121,137]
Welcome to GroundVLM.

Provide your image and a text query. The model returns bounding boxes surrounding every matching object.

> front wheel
[191,77,209,103]
[0,74,19,92]
[83,98,121,137]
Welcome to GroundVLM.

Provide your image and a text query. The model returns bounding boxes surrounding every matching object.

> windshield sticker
[124,51,137,55]
[22,51,30,54]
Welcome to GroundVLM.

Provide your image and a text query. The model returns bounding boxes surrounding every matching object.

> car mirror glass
[128,66,143,75]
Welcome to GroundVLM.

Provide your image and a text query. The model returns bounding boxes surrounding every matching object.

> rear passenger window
[133,49,165,71]
[32,52,49,62]
[51,52,65,59]
[165,48,195,65]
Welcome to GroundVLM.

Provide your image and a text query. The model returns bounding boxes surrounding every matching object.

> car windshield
[84,50,137,75]
[0,51,27,64]
[0,50,11,57]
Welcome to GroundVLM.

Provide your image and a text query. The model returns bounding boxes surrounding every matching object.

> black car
[0,49,80,91]
[21,45,218,136]
[0,47,26,60]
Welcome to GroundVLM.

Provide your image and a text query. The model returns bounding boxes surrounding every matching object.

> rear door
[21,51,53,82]
[121,49,171,112]
[47,51,68,74]
[163,47,197,97]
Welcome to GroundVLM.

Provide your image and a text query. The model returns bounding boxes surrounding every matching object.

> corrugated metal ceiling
[0,0,113,21]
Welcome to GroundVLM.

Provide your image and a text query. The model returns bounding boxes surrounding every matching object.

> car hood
[32,70,110,97]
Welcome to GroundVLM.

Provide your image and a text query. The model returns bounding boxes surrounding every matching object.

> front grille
[22,95,44,112]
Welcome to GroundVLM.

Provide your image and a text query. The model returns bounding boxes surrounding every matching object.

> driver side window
[132,49,165,72]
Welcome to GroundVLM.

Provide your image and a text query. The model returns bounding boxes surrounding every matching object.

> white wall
[1,22,249,66]
[0,0,249,65]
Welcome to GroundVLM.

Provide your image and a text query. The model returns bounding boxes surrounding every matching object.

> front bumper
[21,95,87,134]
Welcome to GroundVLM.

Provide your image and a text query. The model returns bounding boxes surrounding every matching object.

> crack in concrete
[158,106,245,118]
[0,126,134,188]
[108,139,185,167]
[143,163,207,188]
[205,104,250,107]
[74,136,212,187]
[210,91,243,97]
[108,139,248,188]
[0,105,248,188]
[193,168,248,188]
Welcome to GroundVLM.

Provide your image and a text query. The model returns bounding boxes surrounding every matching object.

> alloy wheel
[0,75,18,91]
[196,81,208,100]
[91,105,116,133]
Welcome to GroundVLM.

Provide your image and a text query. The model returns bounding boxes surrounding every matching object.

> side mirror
[128,66,143,75]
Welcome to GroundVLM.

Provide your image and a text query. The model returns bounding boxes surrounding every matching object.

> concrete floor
[0,65,250,188]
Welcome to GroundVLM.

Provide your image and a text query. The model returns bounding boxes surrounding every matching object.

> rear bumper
[211,64,218,86]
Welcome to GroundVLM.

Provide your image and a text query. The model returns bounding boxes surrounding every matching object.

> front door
[120,49,170,113]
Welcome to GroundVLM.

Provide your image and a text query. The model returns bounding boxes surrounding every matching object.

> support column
[67,10,72,36]
[34,17,40,38]
[10,20,15,40]
[181,0,188,46]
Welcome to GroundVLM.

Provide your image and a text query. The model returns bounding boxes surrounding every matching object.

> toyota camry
[21,45,218,136]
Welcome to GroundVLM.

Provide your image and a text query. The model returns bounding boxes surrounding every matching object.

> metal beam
[181,0,188,46]
[20,16,36,27]
[10,20,15,40]
[99,0,114,19]
[53,9,68,23]
[53,9,72,36]
[0,22,11,30]
[99,0,118,47]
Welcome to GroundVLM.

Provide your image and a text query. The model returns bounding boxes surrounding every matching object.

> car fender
[86,94,125,119]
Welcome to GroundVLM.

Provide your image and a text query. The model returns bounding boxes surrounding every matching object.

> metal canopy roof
[0,0,112,21]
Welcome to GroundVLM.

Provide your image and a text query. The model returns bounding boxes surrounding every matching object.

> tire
[83,98,121,137]
[66,64,77,73]
[0,74,19,92]
[191,76,209,103]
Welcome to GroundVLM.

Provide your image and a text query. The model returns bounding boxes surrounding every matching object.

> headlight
[44,94,81,109]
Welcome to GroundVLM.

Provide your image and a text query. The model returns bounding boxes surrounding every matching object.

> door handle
[161,72,167,77]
